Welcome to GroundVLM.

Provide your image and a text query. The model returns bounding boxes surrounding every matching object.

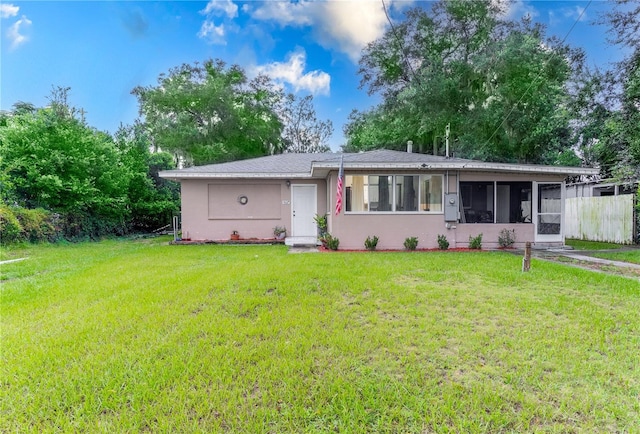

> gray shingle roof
[171,152,337,175]
[340,149,469,164]
[159,149,598,179]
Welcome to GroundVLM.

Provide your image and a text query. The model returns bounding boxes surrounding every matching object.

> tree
[114,123,179,232]
[600,0,640,181]
[132,60,286,166]
[345,1,583,165]
[574,0,640,181]
[0,88,130,237]
[0,87,180,240]
[281,94,333,153]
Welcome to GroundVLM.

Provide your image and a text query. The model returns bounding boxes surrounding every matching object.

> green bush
[0,204,23,244]
[60,211,127,241]
[498,229,516,248]
[437,234,449,250]
[324,234,340,251]
[13,207,58,242]
[469,233,483,250]
[314,214,328,237]
[364,235,379,251]
[404,236,418,251]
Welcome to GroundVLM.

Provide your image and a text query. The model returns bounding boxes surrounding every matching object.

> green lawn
[565,239,624,250]
[591,249,640,265]
[2,238,639,432]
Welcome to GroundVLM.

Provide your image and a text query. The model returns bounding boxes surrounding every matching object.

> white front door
[534,182,564,243]
[291,184,317,237]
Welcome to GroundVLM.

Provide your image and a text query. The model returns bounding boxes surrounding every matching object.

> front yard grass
[590,249,640,265]
[2,237,639,432]
[565,239,624,250]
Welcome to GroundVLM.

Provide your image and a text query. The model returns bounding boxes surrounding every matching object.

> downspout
[326,172,331,234]
[446,170,449,195]
[455,170,461,247]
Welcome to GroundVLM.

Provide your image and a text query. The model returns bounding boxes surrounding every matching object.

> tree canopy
[133,60,333,166]
[344,0,584,165]
[132,60,286,166]
[598,0,639,180]
[0,87,178,240]
[281,94,333,153]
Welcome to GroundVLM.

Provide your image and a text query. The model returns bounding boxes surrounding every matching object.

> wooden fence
[565,195,636,244]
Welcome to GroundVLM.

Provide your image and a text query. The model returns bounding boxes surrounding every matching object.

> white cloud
[249,0,410,63]
[563,6,587,22]
[250,1,312,26]
[1,3,19,18]
[198,0,238,44]
[7,15,32,50]
[254,49,331,96]
[201,0,238,19]
[549,5,587,28]
[198,20,226,45]
[497,0,538,21]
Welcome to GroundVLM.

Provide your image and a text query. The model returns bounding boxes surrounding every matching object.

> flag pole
[335,155,344,216]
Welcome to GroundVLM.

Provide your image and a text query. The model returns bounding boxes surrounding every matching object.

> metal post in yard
[522,241,531,272]
[173,216,179,242]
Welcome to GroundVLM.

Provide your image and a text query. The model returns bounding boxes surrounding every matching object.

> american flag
[335,155,344,215]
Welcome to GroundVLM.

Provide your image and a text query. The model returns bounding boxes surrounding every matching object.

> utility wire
[380,0,593,154]
[381,0,419,84]
[483,0,593,147]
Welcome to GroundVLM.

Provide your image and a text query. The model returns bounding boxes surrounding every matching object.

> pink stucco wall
[332,213,451,250]
[178,169,567,248]
[327,170,564,249]
[180,179,327,241]
[331,214,535,249]
[454,223,535,249]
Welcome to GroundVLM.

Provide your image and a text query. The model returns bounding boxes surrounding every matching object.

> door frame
[533,181,564,243]
[291,184,317,237]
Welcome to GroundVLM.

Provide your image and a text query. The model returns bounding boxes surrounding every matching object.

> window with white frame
[345,174,443,213]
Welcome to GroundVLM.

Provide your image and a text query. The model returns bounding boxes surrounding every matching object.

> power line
[381,0,419,84]
[483,0,593,147]
[381,0,593,155]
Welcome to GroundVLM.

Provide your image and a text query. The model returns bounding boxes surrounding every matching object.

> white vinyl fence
[565,195,635,244]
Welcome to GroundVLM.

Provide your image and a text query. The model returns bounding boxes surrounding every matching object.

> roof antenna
[445,123,450,158]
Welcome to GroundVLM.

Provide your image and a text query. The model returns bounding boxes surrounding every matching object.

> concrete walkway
[558,253,640,270]
[0,257,28,265]
[522,247,640,281]
[288,246,319,254]
[503,246,640,279]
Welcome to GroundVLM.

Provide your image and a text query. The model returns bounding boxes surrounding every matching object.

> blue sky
[0,1,627,150]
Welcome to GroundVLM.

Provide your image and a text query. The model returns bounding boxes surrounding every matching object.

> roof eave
[311,162,599,176]
[158,171,314,181]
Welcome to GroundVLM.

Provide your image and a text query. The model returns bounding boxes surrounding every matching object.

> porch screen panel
[496,182,532,223]
[537,183,561,234]
[460,182,493,223]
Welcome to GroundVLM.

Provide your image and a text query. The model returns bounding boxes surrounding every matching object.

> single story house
[159,149,598,250]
